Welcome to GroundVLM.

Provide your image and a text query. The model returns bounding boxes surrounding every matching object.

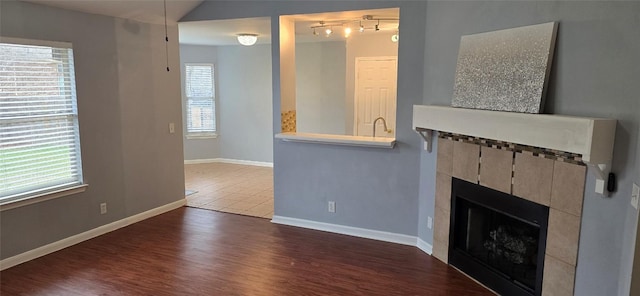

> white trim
[276,132,396,149]
[1,184,88,212]
[184,158,219,164]
[185,133,218,140]
[215,158,273,167]
[0,36,72,49]
[417,238,433,255]
[412,105,616,165]
[0,199,185,271]
[184,158,273,167]
[271,215,417,246]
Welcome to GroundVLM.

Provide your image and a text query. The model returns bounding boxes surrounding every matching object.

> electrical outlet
[328,201,336,213]
[100,203,107,215]
[427,216,433,229]
[168,123,175,134]
[631,183,639,210]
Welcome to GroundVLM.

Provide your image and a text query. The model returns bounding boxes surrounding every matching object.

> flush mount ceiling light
[237,34,258,46]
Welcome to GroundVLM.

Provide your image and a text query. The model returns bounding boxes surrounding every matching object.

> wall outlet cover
[328,201,336,213]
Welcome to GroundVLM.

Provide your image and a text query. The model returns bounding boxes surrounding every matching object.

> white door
[354,57,397,137]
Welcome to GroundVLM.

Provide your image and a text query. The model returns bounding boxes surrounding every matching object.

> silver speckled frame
[451,22,558,114]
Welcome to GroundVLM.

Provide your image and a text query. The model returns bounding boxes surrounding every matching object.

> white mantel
[412,105,617,194]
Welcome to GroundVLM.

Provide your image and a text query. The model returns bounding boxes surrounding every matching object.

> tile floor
[184,162,273,219]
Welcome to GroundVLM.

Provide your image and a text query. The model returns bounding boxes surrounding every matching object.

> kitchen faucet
[372,117,389,138]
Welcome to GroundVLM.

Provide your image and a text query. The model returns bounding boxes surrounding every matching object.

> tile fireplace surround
[433,132,587,296]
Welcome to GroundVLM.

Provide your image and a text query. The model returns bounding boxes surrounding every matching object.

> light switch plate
[169,123,175,134]
[427,216,433,229]
[631,183,639,210]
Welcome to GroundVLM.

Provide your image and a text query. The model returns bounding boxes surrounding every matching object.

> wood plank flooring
[1,207,493,295]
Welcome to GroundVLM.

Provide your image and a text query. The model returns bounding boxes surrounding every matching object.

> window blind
[185,64,215,133]
[0,40,83,202]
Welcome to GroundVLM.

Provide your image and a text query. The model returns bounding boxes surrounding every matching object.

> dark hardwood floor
[1,207,492,295]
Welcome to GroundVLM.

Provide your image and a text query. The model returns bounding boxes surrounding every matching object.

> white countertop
[275,132,396,149]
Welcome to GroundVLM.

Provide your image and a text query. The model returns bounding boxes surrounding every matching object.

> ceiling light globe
[237,34,258,46]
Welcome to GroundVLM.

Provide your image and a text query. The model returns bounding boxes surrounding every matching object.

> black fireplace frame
[448,178,549,296]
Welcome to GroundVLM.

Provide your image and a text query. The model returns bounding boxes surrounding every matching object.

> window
[0,38,84,205]
[185,64,215,136]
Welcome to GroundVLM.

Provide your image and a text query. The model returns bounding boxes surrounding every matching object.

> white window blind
[0,39,83,203]
[185,64,215,134]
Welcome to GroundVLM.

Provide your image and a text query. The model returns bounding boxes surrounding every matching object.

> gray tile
[513,153,554,206]
[432,239,449,264]
[435,172,452,213]
[479,146,513,194]
[452,141,480,184]
[546,209,581,266]
[437,137,454,175]
[551,161,587,217]
[434,207,450,244]
[542,255,575,296]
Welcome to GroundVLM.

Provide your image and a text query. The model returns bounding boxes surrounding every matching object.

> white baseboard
[0,199,186,271]
[183,158,218,164]
[271,215,418,246]
[417,238,433,255]
[184,158,273,167]
[215,158,273,167]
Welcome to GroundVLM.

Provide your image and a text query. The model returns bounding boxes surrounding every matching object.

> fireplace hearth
[449,178,549,296]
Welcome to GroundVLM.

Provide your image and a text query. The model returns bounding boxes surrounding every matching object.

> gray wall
[345,32,398,134]
[630,105,640,295]
[216,44,274,163]
[420,2,640,295]
[180,44,220,160]
[296,41,347,135]
[182,0,426,237]
[1,0,184,259]
[183,0,640,294]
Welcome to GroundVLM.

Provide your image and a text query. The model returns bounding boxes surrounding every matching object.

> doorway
[354,56,397,137]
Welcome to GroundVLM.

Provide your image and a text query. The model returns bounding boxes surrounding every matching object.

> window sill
[186,133,218,140]
[0,184,89,212]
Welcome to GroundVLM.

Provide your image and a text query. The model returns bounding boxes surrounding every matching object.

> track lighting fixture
[325,27,332,36]
[309,15,399,39]
[344,27,352,37]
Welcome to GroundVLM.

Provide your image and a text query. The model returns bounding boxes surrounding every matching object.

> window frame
[0,36,87,211]
[184,63,216,138]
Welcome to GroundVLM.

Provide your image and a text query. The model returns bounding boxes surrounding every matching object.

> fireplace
[430,133,588,295]
[449,178,549,296]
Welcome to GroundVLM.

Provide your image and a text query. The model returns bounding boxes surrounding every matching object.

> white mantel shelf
[413,105,617,193]
[275,132,396,149]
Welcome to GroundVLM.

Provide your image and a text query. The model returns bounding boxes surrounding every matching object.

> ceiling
[179,8,400,46]
[21,0,204,24]
[179,17,273,46]
[18,1,399,47]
